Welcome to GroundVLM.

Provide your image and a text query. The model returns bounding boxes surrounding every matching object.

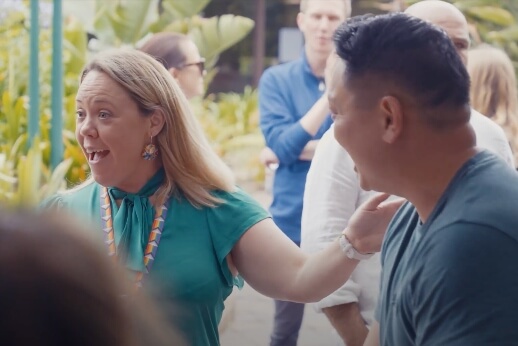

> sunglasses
[179,58,206,74]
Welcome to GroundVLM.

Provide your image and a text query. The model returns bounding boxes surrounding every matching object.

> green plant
[0,137,72,207]
[0,0,259,205]
[192,87,265,183]
[458,0,518,73]
[0,4,89,205]
[73,0,254,73]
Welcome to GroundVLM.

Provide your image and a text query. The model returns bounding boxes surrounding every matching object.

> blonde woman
[468,44,518,166]
[140,32,236,332]
[44,49,402,346]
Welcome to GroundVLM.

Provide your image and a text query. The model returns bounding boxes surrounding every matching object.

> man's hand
[345,193,405,254]
[259,147,279,170]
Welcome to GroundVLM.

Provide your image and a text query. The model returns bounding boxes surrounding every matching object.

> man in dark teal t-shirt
[328,8,518,346]
[377,151,518,345]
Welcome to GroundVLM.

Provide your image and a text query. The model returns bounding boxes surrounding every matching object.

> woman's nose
[78,115,98,138]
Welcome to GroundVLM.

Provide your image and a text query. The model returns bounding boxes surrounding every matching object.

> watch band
[339,233,374,260]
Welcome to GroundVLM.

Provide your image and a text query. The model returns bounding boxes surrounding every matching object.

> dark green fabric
[43,181,270,346]
[108,169,165,271]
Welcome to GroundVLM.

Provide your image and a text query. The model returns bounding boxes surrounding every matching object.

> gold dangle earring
[142,135,158,160]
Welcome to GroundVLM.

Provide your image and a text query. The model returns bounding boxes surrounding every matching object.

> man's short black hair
[333,13,470,112]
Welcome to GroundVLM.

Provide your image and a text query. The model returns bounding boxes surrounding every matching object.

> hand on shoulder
[345,193,405,254]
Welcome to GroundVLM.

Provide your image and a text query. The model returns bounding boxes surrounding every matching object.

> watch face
[345,247,355,259]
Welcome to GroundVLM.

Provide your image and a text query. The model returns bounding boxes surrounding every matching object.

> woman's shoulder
[211,186,266,208]
[206,187,270,224]
[41,180,98,211]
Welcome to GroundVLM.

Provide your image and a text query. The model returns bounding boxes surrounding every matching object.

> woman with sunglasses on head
[140,32,206,99]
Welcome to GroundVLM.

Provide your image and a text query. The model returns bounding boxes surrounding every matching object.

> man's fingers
[362,193,391,210]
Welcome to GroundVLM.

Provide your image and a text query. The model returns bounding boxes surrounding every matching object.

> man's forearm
[323,303,369,346]
[299,95,330,136]
[299,140,319,161]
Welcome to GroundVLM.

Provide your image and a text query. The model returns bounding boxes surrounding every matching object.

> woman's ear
[149,110,166,137]
[168,67,179,79]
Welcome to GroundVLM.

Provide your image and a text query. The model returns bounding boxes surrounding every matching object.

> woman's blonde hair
[468,44,518,163]
[79,49,235,207]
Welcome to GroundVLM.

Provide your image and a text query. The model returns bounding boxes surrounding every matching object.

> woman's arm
[231,193,403,302]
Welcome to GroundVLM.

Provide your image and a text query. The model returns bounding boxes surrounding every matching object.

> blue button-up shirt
[259,51,333,242]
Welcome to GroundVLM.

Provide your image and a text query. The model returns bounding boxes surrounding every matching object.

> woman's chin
[89,170,115,188]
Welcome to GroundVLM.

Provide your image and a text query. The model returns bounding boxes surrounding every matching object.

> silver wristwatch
[339,233,374,260]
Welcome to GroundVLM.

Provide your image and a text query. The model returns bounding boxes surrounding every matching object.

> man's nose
[318,16,331,31]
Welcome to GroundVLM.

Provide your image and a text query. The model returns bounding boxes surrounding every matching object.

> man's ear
[379,96,403,144]
[149,110,166,138]
[296,11,305,32]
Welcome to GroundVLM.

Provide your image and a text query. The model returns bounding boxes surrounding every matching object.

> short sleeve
[39,194,66,212]
[412,223,518,345]
[206,188,271,288]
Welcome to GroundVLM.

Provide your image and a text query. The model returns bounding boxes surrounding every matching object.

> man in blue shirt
[328,12,518,346]
[258,0,350,345]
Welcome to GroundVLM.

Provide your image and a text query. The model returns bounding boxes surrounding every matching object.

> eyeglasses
[179,58,206,75]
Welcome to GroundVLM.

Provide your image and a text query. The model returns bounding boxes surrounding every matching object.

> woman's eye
[99,111,109,119]
[76,110,84,118]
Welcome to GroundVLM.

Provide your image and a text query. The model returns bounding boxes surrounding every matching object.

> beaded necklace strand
[100,187,169,289]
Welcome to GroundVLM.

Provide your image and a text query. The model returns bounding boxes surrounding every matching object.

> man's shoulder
[261,58,303,81]
[439,152,518,239]
[420,221,518,273]
[458,151,518,198]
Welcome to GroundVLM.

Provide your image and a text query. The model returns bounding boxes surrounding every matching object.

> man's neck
[397,128,478,223]
[304,46,328,78]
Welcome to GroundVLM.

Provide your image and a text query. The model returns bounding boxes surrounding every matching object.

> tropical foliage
[457,0,518,73]
[0,5,88,206]
[193,87,265,183]
[65,0,254,72]
[0,0,257,206]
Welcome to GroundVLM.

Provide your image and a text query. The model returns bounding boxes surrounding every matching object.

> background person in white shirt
[301,126,378,346]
